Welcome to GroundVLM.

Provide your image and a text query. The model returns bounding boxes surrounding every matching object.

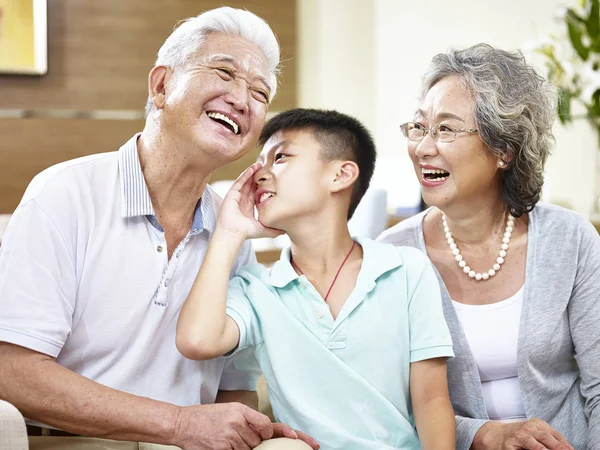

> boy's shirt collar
[269,237,404,289]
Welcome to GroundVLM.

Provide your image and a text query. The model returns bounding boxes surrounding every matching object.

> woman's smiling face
[408,75,501,210]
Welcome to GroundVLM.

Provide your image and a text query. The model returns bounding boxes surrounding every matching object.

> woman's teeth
[422,168,450,181]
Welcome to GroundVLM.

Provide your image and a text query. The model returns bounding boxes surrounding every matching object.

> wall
[0,0,297,213]
[298,0,598,219]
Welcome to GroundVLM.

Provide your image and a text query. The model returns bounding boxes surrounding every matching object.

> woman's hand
[473,419,574,450]
[217,163,284,240]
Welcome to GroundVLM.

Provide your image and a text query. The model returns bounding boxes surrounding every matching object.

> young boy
[177,109,456,450]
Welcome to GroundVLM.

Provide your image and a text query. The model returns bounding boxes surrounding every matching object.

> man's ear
[148,65,171,111]
[331,161,359,193]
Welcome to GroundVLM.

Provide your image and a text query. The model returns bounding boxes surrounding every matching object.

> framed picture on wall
[0,0,47,75]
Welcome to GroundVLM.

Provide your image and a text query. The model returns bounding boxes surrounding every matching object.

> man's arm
[0,342,278,448]
[410,358,455,450]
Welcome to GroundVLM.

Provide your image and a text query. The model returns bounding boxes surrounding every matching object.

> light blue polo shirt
[226,237,454,450]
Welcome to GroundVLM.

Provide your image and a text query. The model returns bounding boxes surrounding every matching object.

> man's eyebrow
[205,53,236,64]
[415,109,465,122]
[205,53,272,93]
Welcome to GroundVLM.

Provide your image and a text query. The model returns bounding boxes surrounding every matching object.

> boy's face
[254,129,334,229]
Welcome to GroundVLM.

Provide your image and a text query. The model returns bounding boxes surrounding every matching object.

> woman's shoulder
[532,203,598,241]
[377,209,428,247]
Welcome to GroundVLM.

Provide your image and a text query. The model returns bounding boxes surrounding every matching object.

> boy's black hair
[258,108,377,220]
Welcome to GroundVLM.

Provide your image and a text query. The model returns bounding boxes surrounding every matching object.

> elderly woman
[379,44,600,450]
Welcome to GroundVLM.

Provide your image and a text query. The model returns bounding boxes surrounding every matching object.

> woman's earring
[497,160,507,168]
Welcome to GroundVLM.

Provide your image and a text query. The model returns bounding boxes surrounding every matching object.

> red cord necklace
[291,241,356,302]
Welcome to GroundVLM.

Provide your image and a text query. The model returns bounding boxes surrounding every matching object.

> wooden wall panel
[0,118,261,213]
[0,0,296,213]
[0,0,297,111]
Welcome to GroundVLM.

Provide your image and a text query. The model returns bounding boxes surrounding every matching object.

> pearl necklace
[442,212,514,281]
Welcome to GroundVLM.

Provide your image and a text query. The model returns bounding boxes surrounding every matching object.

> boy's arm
[176,228,245,360]
[176,163,282,361]
[410,357,456,450]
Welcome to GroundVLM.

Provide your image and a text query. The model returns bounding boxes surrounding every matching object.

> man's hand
[473,419,574,450]
[217,163,283,240]
[173,403,319,450]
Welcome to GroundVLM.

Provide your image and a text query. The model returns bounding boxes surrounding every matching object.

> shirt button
[315,311,324,319]
[164,279,169,287]
[156,246,163,253]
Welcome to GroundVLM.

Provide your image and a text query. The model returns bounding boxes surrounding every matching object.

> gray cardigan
[378,203,600,450]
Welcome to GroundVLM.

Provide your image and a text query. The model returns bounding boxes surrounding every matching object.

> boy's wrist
[211,227,248,248]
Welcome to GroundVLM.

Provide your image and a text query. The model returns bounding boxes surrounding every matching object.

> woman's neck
[431,199,509,246]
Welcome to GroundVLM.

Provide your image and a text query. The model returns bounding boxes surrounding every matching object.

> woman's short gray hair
[421,43,556,217]
[145,7,280,115]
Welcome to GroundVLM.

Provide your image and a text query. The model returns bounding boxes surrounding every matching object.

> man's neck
[137,130,211,230]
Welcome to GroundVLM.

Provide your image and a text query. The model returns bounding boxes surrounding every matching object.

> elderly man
[0,7,317,450]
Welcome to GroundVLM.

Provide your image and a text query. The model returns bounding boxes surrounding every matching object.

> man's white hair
[146,7,280,115]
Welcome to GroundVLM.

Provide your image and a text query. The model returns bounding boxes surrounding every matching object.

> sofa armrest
[0,400,28,450]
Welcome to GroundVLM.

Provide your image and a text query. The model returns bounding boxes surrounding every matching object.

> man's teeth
[260,192,274,203]
[207,112,239,134]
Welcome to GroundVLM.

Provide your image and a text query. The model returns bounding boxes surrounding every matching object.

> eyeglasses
[399,122,478,143]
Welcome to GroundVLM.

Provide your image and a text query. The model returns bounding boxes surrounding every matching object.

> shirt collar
[118,133,216,235]
[269,236,404,289]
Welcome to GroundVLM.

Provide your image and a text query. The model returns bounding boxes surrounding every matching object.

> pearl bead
[444,211,513,282]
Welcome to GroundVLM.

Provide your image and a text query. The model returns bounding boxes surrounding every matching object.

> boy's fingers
[232,163,261,191]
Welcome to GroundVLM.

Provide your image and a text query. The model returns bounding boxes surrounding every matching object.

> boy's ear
[330,161,359,193]
[148,65,171,111]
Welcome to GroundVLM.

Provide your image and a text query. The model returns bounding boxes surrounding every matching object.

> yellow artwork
[0,0,46,74]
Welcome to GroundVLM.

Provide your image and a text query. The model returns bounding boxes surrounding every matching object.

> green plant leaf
[557,88,573,124]
[567,9,590,60]
[586,0,600,39]
[591,89,600,116]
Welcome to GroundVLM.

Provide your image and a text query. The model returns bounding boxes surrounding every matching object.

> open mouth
[256,191,275,207]
[207,111,240,135]
[422,168,450,182]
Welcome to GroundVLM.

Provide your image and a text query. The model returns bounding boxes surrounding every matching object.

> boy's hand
[217,163,284,240]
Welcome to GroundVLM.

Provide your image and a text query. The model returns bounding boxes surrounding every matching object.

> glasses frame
[399,122,478,143]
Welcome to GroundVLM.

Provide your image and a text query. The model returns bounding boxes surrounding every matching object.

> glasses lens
[437,128,455,143]
[407,123,425,141]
